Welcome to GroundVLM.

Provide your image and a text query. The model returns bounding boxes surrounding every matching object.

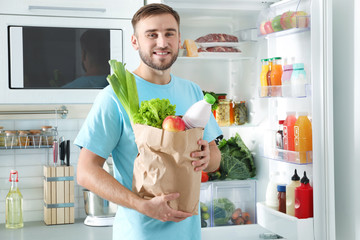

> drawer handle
[29,5,106,13]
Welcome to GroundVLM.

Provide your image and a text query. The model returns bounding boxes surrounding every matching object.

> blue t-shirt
[62,75,108,88]
[74,73,222,240]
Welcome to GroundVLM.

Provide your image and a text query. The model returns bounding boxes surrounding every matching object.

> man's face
[132,14,181,71]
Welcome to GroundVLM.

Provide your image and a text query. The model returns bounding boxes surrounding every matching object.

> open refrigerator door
[151,0,335,239]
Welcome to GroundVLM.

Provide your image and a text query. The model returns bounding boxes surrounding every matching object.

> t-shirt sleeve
[193,85,223,143]
[74,87,123,159]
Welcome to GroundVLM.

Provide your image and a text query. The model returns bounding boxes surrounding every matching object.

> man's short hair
[131,3,180,32]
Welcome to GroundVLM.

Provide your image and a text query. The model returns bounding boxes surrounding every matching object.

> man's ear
[131,34,139,50]
[178,33,182,48]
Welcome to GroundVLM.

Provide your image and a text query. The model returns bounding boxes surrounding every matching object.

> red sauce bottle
[277,184,286,213]
[294,171,313,218]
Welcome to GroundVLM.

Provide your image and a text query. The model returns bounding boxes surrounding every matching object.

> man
[75,3,222,240]
[63,29,110,88]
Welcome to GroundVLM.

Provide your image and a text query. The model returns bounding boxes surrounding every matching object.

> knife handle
[66,140,70,166]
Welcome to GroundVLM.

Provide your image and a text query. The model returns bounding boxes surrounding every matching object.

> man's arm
[76,148,193,222]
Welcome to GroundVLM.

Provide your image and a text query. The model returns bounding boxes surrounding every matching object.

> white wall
[0,118,86,223]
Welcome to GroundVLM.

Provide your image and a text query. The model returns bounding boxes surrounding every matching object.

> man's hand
[191,139,210,172]
[141,193,193,222]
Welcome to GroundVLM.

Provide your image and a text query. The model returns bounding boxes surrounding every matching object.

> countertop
[0,219,277,240]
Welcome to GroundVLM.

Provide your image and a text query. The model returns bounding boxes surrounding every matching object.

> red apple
[264,20,274,34]
[259,21,267,35]
[162,116,186,132]
[280,11,294,30]
[290,11,309,28]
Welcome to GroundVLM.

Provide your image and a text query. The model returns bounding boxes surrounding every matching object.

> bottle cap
[261,58,269,62]
[273,57,282,60]
[279,120,285,124]
[204,93,216,105]
[9,170,19,182]
[291,169,300,181]
[301,171,310,184]
[286,111,296,116]
[277,184,286,192]
[293,63,304,69]
[297,112,308,117]
[283,64,293,70]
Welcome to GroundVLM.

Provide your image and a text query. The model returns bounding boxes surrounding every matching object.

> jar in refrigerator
[234,101,248,125]
[215,99,231,127]
[229,99,235,125]
[18,131,30,147]
[41,126,54,146]
[0,126,5,147]
[29,130,42,147]
[5,131,18,148]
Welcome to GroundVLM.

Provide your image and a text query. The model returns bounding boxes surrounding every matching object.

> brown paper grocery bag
[132,124,203,215]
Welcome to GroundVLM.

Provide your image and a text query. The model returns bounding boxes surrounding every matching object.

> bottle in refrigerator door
[265,172,280,210]
[286,169,301,216]
[270,57,283,97]
[281,64,293,97]
[295,171,313,219]
[275,120,285,149]
[294,112,313,163]
[277,184,286,213]
[260,58,269,97]
[267,57,273,96]
[283,112,297,161]
[291,63,307,97]
[6,170,23,229]
[182,93,216,129]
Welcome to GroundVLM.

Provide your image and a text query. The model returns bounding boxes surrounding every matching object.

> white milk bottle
[286,169,301,216]
[182,93,216,129]
[265,171,280,210]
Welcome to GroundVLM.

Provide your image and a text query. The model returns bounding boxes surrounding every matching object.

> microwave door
[9,26,24,88]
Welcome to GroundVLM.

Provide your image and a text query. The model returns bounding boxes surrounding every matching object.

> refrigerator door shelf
[259,84,312,99]
[263,148,313,165]
[257,202,314,240]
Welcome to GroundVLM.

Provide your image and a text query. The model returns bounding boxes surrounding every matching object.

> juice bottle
[295,171,313,219]
[283,112,296,161]
[270,57,283,96]
[267,58,273,96]
[182,93,216,129]
[6,170,23,229]
[294,112,313,163]
[286,169,301,216]
[260,58,269,97]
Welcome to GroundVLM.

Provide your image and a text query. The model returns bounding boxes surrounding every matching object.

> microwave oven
[0,14,139,104]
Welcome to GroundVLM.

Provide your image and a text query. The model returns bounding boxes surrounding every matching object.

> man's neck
[133,63,171,85]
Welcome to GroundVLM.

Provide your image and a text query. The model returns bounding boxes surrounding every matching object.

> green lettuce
[213,198,235,226]
[218,133,256,180]
[133,98,176,129]
[107,60,139,122]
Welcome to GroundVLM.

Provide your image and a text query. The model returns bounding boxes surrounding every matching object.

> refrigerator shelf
[263,148,313,165]
[258,84,312,98]
[263,26,310,39]
[257,202,314,240]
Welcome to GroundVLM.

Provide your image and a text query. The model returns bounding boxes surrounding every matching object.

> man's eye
[166,32,175,37]
[147,33,157,38]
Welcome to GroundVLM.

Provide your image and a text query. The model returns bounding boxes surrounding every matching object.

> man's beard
[138,48,178,71]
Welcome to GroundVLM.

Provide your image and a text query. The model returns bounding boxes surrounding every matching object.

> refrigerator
[150,0,335,239]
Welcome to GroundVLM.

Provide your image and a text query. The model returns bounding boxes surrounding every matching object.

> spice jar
[0,126,5,147]
[41,126,54,146]
[234,101,248,125]
[18,131,30,147]
[5,131,18,148]
[215,99,231,127]
[29,130,42,147]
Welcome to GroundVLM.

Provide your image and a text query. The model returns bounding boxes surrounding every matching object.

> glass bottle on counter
[5,130,18,148]
[41,126,54,146]
[0,126,5,147]
[215,99,231,127]
[18,130,30,147]
[6,170,23,229]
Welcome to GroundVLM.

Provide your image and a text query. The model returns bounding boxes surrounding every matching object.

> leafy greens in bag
[107,60,176,127]
[218,133,256,180]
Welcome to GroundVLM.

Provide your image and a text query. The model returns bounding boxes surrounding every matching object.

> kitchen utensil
[59,137,65,166]
[65,140,70,166]
[83,189,117,227]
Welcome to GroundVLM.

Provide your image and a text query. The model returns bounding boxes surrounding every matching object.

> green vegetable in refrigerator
[213,198,235,226]
[218,133,256,180]
[107,60,139,123]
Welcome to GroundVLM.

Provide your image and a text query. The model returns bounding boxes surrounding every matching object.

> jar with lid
[234,101,248,125]
[277,184,286,213]
[229,99,235,125]
[215,99,231,127]
[5,131,18,148]
[0,126,5,147]
[41,126,54,146]
[29,130,42,147]
[18,131,30,147]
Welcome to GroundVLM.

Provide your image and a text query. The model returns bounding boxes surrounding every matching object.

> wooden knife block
[43,165,74,225]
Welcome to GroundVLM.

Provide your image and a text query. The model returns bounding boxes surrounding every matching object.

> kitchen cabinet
[0,0,142,19]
